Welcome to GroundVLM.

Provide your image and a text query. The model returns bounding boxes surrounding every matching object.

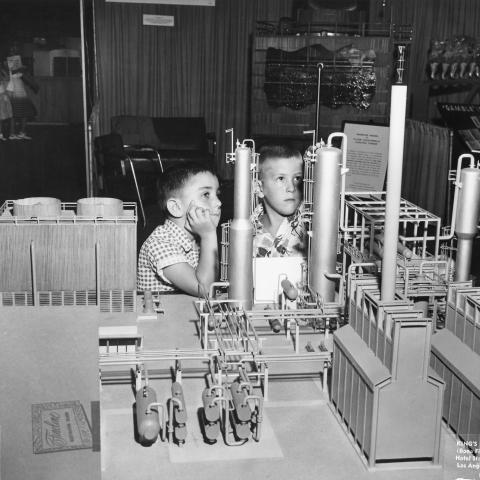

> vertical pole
[30,241,37,306]
[381,43,408,301]
[446,129,454,224]
[314,64,324,144]
[381,85,407,301]
[80,0,93,197]
[95,242,100,307]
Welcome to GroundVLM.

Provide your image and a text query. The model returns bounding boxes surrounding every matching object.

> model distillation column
[309,143,342,303]
[454,159,480,281]
[429,156,480,448]
[228,142,254,310]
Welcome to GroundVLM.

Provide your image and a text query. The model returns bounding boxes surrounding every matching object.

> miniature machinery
[98,45,479,468]
[97,49,480,470]
[1,46,479,471]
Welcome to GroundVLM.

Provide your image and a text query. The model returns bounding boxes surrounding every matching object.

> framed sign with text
[342,121,389,191]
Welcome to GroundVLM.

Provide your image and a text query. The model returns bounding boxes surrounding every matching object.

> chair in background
[110,116,216,170]
[94,133,163,227]
[49,49,81,76]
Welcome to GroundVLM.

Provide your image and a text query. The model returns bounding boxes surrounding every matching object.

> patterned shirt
[251,203,307,258]
[137,219,200,292]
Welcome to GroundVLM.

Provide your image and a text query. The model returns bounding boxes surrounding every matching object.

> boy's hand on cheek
[185,201,217,238]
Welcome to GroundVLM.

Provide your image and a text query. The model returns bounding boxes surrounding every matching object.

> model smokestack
[309,145,342,302]
[381,84,408,301]
[381,44,409,301]
[228,143,254,309]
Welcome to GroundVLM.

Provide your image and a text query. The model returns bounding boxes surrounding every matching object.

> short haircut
[157,161,217,223]
[258,144,302,177]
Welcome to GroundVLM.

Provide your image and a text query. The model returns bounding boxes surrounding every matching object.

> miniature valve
[229,380,252,440]
[143,290,155,314]
[269,317,283,333]
[170,381,187,444]
[135,385,162,444]
[201,387,221,442]
[281,278,298,301]
[264,305,282,333]
[371,233,414,260]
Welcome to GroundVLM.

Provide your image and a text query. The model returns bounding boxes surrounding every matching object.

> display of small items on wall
[427,35,480,80]
[264,43,377,110]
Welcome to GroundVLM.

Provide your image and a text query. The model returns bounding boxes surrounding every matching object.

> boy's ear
[166,197,185,218]
[254,179,264,198]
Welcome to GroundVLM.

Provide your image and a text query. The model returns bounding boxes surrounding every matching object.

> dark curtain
[393,0,480,120]
[94,0,294,178]
[402,119,451,220]
[392,1,480,219]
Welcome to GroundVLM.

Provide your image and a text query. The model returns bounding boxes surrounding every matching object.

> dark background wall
[0,0,85,204]
[1,0,479,204]
[0,0,80,54]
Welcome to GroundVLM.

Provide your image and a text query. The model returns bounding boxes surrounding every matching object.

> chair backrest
[49,49,81,76]
[111,115,158,146]
[110,115,209,152]
[94,133,124,164]
[151,117,208,152]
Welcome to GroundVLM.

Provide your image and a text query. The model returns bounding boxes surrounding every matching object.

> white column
[381,85,407,301]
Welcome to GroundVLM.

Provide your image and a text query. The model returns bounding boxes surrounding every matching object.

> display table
[0,307,101,480]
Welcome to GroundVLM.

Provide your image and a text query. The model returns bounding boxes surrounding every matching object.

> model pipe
[244,394,263,442]
[229,379,252,440]
[95,242,100,307]
[454,164,480,281]
[328,132,349,233]
[381,84,408,301]
[216,395,247,446]
[228,143,254,309]
[170,382,187,444]
[145,402,166,442]
[372,233,414,259]
[309,144,342,302]
[30,241,37,306]
[135,386,163,444]
[205,375,247,446]
[314,63,324,143]
[202,387,221,442]
[237,367,262,442]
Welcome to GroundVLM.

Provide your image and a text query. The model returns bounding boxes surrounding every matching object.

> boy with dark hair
[137,162,222,296]
[252,144,306,257]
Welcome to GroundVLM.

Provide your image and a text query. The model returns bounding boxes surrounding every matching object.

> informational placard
[342,122,389,191]
[143,14,175,26]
